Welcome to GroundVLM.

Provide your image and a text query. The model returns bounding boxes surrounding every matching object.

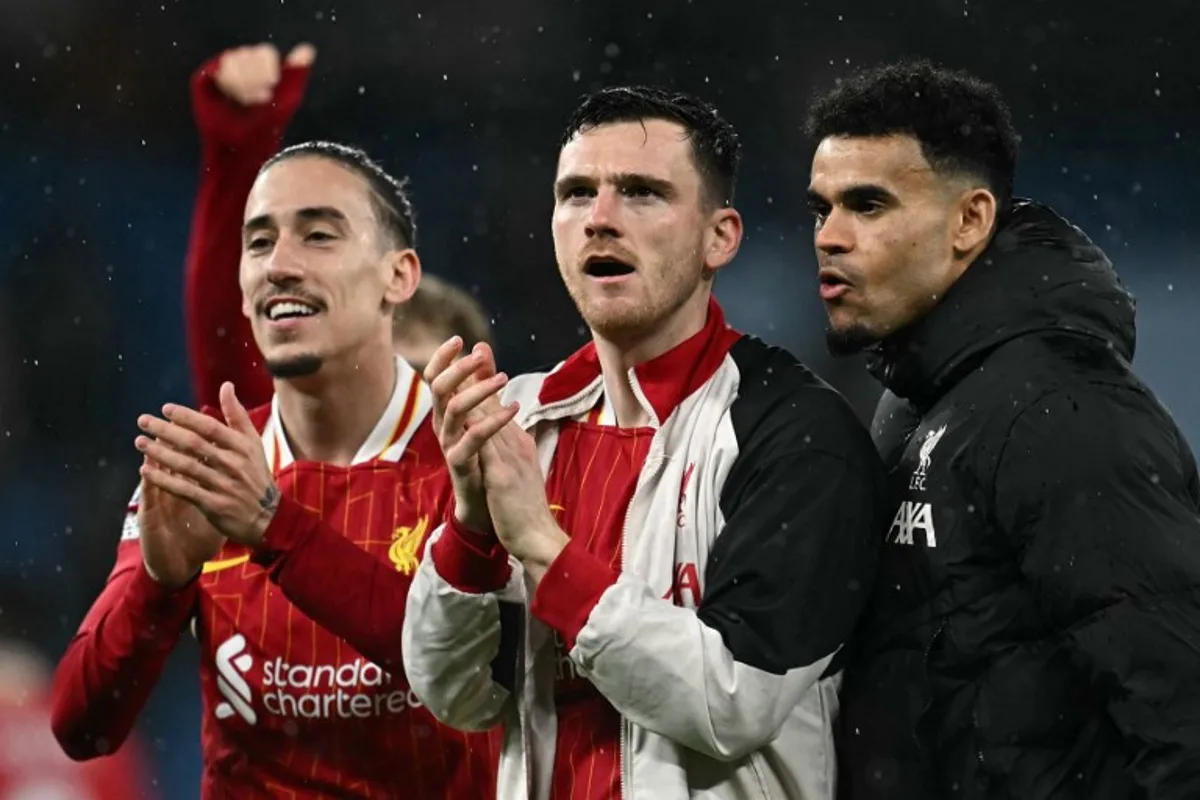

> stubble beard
[265,353,324,379]
[574,282,699,349]
[584,301,655,342]
[824,316,883,357]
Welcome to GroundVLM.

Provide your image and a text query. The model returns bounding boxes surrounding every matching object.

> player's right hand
[137,458,225,589]
[425,339,518,534]
[213,42,316,106]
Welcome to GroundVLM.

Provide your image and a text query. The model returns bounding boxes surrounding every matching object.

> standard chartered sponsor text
[260,657,423,719]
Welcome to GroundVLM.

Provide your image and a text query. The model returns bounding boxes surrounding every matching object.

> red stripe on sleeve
[429,515,513,595]
[530,536,620,651]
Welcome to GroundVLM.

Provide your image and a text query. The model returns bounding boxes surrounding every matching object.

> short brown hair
[562,85,741,208]
[393,274,492,349]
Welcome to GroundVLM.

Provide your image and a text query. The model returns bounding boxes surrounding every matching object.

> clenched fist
[214,42,316,106]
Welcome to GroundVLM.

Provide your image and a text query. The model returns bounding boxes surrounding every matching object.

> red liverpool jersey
[52,55,500,798]
[543,414,653,800]
[97,360,499,798]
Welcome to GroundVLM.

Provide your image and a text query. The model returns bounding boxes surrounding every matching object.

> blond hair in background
[392,274,493,372]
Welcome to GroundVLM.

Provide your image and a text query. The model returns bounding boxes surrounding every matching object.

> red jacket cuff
[530,537,620,651]
[429,516,511,594]
[191,54,311,154]
[128,561,198,627]
[250,495,321,568]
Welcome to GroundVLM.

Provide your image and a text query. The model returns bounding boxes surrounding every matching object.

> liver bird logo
[389,516,429,575]
[917,425,948,475]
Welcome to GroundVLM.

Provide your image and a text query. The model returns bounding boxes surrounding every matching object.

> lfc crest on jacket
[889,421,950,549]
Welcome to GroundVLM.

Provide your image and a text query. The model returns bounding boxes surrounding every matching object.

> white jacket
[402,304,887,799]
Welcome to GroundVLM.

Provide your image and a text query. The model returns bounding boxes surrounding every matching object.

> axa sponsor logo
[662,561,702,608]
[887,500,938,548]
[212,633,423,724]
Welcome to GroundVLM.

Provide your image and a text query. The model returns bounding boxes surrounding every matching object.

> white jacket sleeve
[531,433,887,760]
[401,522,523,732]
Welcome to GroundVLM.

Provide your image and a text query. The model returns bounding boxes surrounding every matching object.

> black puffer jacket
[837,201,1200,799]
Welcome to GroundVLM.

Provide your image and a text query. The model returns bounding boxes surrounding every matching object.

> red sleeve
[50,539,197,761]
[184,54,311,411]
[530,536,619,650]
[249,496,418,673]
[429,514,512,594]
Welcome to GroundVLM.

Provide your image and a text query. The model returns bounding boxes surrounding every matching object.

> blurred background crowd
[0,0,1196,796]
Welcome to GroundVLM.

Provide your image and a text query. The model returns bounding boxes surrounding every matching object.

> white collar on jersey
[261,355,432,471]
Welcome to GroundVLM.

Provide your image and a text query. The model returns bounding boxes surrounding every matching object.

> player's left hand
[135,381,280,547]
[478,422,568,580]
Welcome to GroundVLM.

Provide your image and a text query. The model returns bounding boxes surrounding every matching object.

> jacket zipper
[617,443,665,799]
[973,706,985,768]
[619,469,633,800]
[527,391,635,797]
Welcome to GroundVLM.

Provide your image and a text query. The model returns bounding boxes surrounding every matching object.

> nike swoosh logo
[202,554,251,574]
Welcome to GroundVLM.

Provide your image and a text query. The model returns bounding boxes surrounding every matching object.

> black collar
[867,200,1136,407]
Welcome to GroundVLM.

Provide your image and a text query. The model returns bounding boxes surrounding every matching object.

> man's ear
[951,188,998,258]
[701,207,743,279]
[383,248,422,306]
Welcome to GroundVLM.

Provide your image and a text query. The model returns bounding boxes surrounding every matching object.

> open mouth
[584,257,636,278]
[818,270,852,300]
[818,271,848,289]
[264,298,322,321]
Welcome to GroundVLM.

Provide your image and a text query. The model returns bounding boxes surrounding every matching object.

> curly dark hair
[561,85,741,208]
[262,140,417,249]
[805,60,1018,212]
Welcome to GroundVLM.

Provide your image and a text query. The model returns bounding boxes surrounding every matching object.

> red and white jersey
[115,359,499,798]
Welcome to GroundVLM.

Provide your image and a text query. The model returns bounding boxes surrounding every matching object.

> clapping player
[402,87,888,800]
[52,43,500,798]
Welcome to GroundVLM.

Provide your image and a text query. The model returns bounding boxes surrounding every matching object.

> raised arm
[185,43,313,409]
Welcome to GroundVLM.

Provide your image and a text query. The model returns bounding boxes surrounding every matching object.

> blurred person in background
[402,85,887,800]
[393,273,492,375]
[805,60,1200,799]
[0,641,153,799]
[0,587,154,800]
[51,43,501,798]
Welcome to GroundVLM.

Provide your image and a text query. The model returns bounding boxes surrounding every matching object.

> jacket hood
[866,200,1136,406]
